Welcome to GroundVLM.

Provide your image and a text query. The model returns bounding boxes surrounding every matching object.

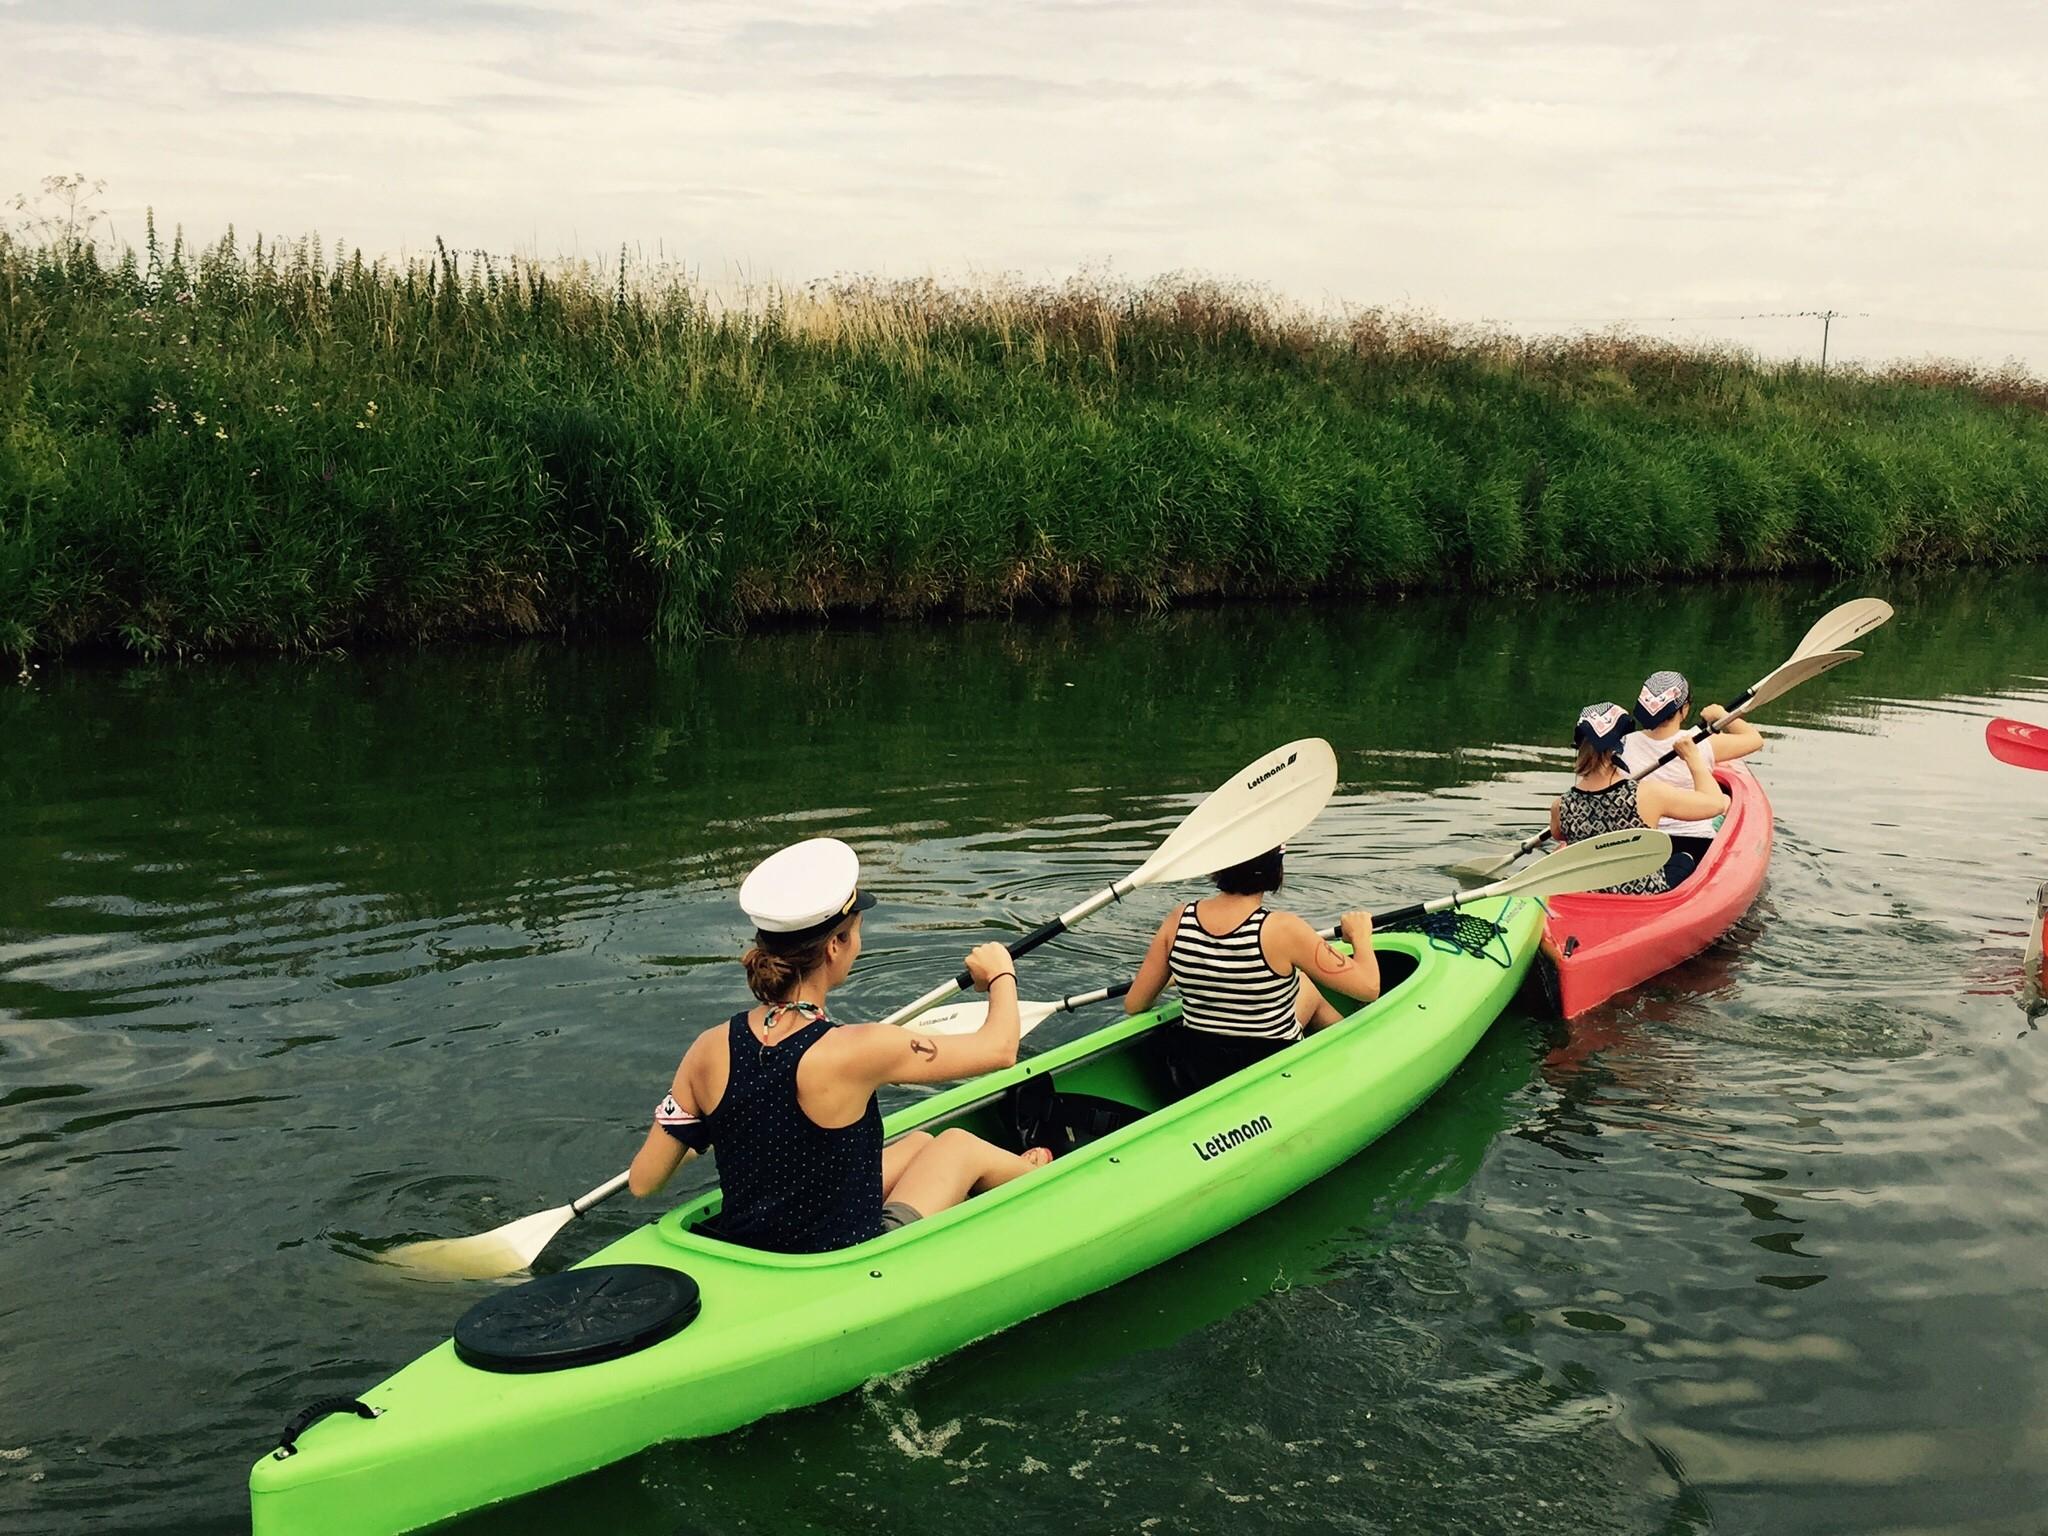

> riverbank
[4,224,2045,660]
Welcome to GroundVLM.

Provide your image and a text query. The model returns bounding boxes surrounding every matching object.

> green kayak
[249,896,1541,1536]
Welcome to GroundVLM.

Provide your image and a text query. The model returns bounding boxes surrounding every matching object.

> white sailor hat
[738,837,877,943]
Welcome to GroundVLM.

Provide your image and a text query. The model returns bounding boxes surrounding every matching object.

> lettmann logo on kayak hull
[1245,751,1298,790]
[1193,1115,1273,1161]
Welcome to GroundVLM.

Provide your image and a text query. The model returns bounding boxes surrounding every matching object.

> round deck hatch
[454,1264,700,1373]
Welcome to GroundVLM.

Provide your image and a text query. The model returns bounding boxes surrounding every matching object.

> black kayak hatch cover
[454,1264,701,1373]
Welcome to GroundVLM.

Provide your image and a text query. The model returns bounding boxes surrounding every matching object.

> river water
[3,569,2045,1535]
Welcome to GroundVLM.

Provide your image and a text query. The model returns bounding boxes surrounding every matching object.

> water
[3,569,2044,1535]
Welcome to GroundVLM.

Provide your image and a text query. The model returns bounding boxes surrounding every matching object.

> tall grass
[3,215,2046,660]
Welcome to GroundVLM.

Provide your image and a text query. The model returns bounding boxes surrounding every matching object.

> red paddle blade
[1988,717,2048,772]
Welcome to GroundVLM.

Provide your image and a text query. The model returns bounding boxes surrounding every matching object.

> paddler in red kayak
[1123,845,1382,1093]
[627,837,1050,1253]
[1550,703,1728,894]
[1620,669,1765,885]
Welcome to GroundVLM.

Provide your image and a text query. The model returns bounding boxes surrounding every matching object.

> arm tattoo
[1313,941,1349,976]
[909,1035,937,1061]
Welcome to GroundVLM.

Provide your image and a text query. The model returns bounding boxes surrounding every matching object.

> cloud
[1,0,2042,368]
[9,0,556,37]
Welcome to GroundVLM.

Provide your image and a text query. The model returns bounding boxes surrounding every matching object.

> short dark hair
[1213,846,1284,895]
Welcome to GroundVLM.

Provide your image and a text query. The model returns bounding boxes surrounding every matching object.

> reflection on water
[2,566,2046,1535]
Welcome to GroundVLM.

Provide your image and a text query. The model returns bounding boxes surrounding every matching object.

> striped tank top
[1168,903,1301,1042]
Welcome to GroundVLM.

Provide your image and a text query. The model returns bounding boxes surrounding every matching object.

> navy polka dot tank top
[705,1010,885,1253]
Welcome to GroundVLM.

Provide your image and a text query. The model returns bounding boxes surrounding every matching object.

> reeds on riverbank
[3,219,2045,660]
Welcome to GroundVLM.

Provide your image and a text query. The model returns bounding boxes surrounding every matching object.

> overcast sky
[4,0,2045,369]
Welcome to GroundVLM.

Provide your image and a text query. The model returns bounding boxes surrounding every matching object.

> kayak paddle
[1627,647,1863,777]
[876,737,1339,1028]
[1336,826,1673,936]
[1988,717,2048,772]
[926,831,1673,1037]
[1451,596,1893,882]
[910,982,1130,1037]
[384,737,1338,1279]
[382,1174,637,1281]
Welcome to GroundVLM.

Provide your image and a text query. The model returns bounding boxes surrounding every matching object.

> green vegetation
[4,201,2046,660]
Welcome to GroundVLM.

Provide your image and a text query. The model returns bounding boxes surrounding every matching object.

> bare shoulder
[815,1021,917,1067]
[1262,908,1318,945]
[675,1023,727,1091]
[687,1021,734,1060]
[1274,909,1355,972]
[1259,908,1319,963]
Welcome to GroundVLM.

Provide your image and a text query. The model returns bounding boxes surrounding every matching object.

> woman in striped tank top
[1122,846,1383,1094]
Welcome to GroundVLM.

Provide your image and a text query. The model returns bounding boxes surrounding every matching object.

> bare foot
[1022,1146,1055,1169]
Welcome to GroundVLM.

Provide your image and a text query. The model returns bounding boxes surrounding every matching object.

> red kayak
[1543,767,1773,1018]
[1988,717,2048,772]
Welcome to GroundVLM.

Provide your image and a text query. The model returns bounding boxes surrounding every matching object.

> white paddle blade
[1490,828,1674,901]
[380,1203,578,1280]
[1451,831,1548,884]
[1741,648,1861,715]
[1451,849,1522,883]
[1792,597,1893,661]
[1130,738,1339,888]
[907,998,1058,1036]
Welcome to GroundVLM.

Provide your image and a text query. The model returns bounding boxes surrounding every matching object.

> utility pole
[1749,310,1868,373]
[1814,309,1842,373]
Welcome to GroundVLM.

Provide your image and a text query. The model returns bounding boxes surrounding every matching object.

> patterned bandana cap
[1636,669,1690,726]
[1574,702,1635,752]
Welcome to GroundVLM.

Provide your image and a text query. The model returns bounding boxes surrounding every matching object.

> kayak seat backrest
[1002,1074,1148,1156]
[1050,1027,1175,1112]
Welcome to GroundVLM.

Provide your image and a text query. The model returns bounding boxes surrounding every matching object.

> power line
[1741,310,1867,371]
[1865,313,2048,339]
[1487,309,2048,341]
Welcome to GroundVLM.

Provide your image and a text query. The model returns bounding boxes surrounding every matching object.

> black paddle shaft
[1321,899,1429,940]
[951,915,1068,990]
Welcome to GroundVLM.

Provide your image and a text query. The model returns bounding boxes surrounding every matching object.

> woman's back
[1558,779,1670,895]
[1123,846,1380,1096]
[706,1012,884,1253]
[1620,730,1725,838]
[1169,900,1302,1040]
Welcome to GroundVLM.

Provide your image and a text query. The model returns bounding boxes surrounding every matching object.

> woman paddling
[1122,846,1381,1094]
[1550,703,1728,894]
[627,837,1050,1253]
[1620,669,1765,884]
